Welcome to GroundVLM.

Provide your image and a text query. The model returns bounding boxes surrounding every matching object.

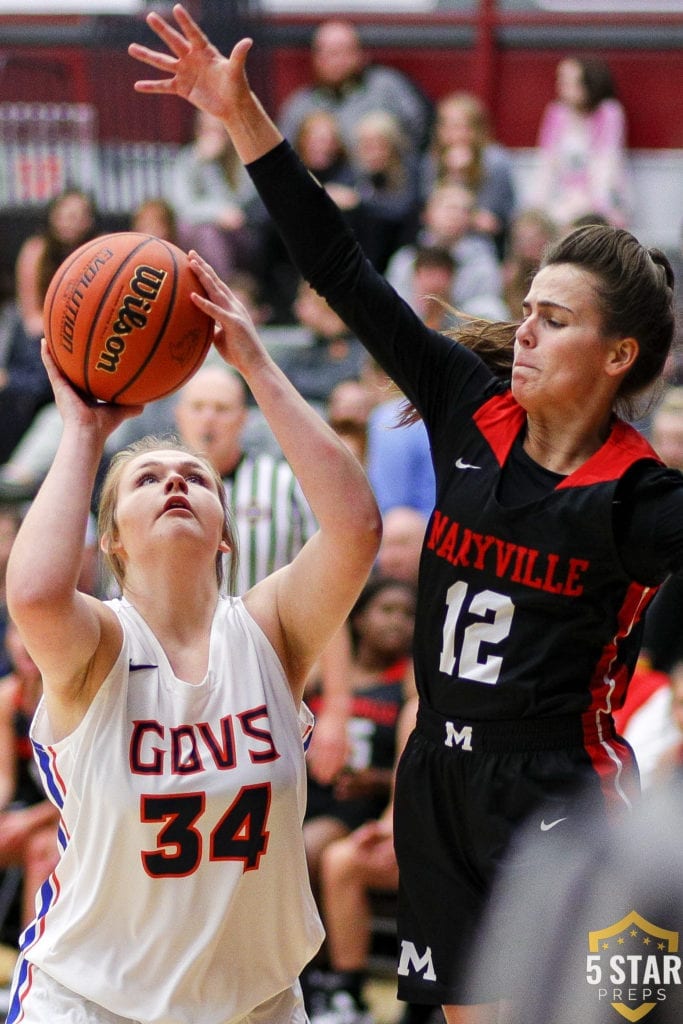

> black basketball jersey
[247,140,677,725]
[416,387,662,721]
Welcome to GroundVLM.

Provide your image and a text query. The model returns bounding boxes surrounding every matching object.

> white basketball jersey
[21,596,323,1024]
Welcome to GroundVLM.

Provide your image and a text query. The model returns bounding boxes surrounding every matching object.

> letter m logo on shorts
[444,722,473,751]
[398,940,437,981]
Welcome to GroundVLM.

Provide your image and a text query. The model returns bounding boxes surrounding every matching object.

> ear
[101,531,124,558]
[606,336,639,378]
[218,540,232,555]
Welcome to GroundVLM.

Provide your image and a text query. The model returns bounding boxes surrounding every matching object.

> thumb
[230,37,253,75]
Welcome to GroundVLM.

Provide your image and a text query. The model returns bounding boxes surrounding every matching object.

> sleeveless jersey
[14,596,323,1024]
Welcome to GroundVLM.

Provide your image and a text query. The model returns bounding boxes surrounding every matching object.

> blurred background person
[302,576,417,1021]
[501,208,558,319]
[385,182,507,321]
[170,108,263,282]
[420,91,517,259]
[1,189,97,465]
[529,55,632,230]
[278,19,431,157]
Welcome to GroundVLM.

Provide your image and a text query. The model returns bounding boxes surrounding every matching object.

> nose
[164,471,188,494]
[515,315,536,349]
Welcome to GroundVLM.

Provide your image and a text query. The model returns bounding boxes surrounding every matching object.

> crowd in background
[0,21,682,1024]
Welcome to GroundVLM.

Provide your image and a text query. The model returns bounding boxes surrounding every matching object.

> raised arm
[189,253,381,703]
[6,345,138,739]
[128,5,473,426]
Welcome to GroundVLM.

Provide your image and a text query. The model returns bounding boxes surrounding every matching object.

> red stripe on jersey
[474,394,661,483]
[583,581,658,815]
[557,418,662,488]
[473,391,525,466]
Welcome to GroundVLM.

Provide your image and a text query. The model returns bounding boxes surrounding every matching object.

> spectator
[347,111,422,271]
[0,621,59,936]
[278,20,431,156]
[375,506,428,585]
[410,246,459,332]
[384,183,508,321]
[530,55,632,230]
[421,91,517,259]
[501,208,558,319]
[275,280,367,411]
[129,195,179,242]
[170,109,263,281]
[302,576,417,1019]
[1,189,97,465]
[326,378,375,466]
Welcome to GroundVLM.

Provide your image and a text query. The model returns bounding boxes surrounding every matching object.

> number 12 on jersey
[439,582,514,685]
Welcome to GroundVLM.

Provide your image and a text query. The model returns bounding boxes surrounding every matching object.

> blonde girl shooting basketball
[5,251,381,1024]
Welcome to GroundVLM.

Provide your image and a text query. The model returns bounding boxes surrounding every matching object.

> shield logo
[588,910,680,1021]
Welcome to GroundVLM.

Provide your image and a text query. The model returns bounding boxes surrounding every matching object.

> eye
[135,472,157,486]
[186,471,210,487]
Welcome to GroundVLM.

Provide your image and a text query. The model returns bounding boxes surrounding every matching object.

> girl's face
[355,584,416,660]
[512,263,632,416]
[49,192,94,246]
[556,59,587,111]
[355,126,393,174]
[106,450,228,574]
[436,102,476,149]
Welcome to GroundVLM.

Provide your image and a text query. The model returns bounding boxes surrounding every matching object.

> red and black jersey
[248,140,683,728]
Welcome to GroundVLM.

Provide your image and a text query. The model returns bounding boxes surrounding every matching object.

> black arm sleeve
[247,140,493,434]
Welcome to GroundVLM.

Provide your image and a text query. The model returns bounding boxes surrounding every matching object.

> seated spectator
[529,55,632,230]
[421,91,517,258]
[0,621,59,938]
[347,111,422,271]
[409,246,459,332]
[501,208,558,319]
[278,20,431,156]
[302,576,416,1019]
[384,183,508,321]
[275,280,366,411]
[326,378,376,466]
[170,108,263,281]
[2,188,97,465]
[375,506,427,586]
[129,195,179,242]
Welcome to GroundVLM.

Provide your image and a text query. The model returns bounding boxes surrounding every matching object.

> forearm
[221,88,282,167]
[8,424,103,610]
[242,352,376,540]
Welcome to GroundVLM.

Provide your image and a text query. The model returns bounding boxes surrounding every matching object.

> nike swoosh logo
[455,457,481,470]
[540,817,567,831]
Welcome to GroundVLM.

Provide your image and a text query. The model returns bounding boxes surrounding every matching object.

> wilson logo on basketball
[96,265,167,374]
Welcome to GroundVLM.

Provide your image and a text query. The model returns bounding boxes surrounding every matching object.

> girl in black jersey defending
[130,9,678,1024]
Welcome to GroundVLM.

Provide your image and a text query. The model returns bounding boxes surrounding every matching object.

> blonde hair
[97,435,238,594]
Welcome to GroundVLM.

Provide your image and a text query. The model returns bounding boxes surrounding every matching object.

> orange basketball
[44,232,214,405]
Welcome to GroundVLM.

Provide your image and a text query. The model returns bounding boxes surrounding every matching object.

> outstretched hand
[128,4,253,123]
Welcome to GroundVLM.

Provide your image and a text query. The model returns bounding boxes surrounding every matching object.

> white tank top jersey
[18,596,323,1024]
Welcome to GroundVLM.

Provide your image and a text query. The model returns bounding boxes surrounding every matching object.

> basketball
[44,232,214,405]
